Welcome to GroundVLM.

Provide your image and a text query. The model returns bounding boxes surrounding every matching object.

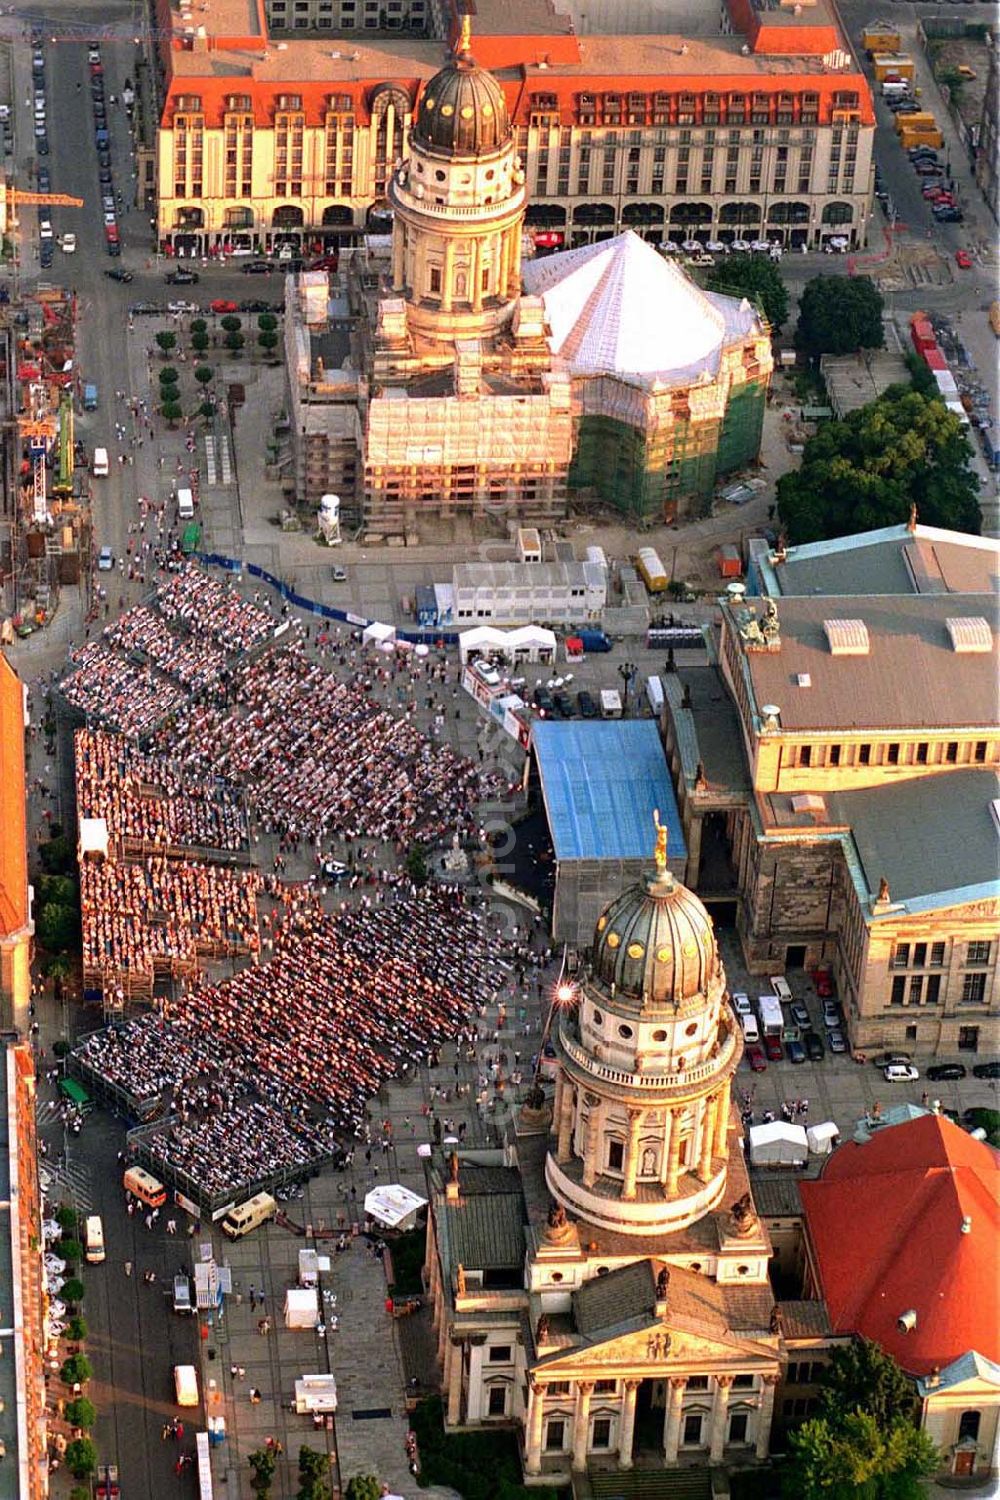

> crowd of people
[81,855,262,988]
[104,605,230,694]
[148,642,509,846]
[75,729,250,854]
[76,883,510,1199]
[60,638,187,738]
[154,567,275,654]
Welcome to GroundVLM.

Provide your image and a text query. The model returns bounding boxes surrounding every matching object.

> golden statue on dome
[653,808,668,874]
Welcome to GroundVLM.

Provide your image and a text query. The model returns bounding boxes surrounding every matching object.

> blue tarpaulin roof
[533,720,686,863]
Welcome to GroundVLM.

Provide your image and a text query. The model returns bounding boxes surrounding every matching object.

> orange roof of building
[800,1114,1000,1375]
[0,654,28,937]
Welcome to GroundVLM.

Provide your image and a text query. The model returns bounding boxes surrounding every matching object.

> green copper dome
[592,870,721,1009]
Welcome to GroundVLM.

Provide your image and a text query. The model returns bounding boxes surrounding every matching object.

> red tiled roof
[800,1115,1000,1375]
[0,654,28,937]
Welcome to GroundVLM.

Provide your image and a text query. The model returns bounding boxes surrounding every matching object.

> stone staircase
[581,1465,713,1500]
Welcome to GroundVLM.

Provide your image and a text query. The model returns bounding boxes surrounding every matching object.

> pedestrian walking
[124,1260,132,1277]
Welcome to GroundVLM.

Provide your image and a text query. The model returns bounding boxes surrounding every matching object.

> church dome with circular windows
[412,40,512,158]
[592,867,722,1010]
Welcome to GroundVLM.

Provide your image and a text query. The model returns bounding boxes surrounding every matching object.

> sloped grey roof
[573,1260,657,1338]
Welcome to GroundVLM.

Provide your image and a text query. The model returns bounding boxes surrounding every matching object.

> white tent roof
[364,1184,427,1229]
[460,625,508,653]
[79,817,109,859]
[522,230,728,383]
[806,1122,841,1155]
[749,1121,808,1164]
[363,621,396,646]
[507,626,557,649]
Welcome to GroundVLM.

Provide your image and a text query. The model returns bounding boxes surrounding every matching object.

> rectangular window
[859,744,871,765]
[488,1346,512,1363]
[683,1413,703,1446]
[729,1412,749,1444]
[905,1023,918,1041]
[799,745,811,768]
[607,1140,624,1171]
[487,1386,507,1416]
[594,1380,616,1394]
[591,1418,612,1449]
[733,1374,755,1389]
[974,741,987,763]
[887,743,899,765]
[961,973,987,1005]
[893,944,910,969]
[967,941,991,965]
[931,943,946,967]
[545,1420,565,1451]
[429,267,441,295]
[925,975,941,1006]
[946,742,959,763]
[548,1382,569,1396]
[916,743,928,764]
[890,976,905,1006]
[687,1376,709,1392]
[829,744,840,766]
[909,976,923,1005]
[958,1026,980,1052]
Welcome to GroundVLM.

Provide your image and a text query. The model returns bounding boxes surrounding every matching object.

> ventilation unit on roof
[796,673,811,688]
[760,704,781,731]
[824,618,869,656]
[791,793,825,815]
[946,616,992,654]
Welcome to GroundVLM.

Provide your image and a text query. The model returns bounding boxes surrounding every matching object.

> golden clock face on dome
[627,942,644,959]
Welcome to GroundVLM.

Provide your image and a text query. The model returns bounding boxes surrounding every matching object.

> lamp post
[534,947,577,1086]
[618,660,637,712]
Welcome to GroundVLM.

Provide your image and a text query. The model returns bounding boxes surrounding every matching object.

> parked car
[872,1051,913,1070]
[331,564,347,582]
[97,546,113,570]
[790,1001,811,1028]
[770,975,793,1002]
[532,687,554,714]
[827,1028,848,1054]
[822,1000,842,1028]
[971,1061,1000,1080]
[210,298,239,314]
[764,1035,783,1062]
[576,689,598,718]
[812,965,834,998]
[955,249,973,269]
[730,992,752,1017]
[240,298,278,313]
[933,208,965,223]
[884,1064,920,1082]
[165,267,199,284]
[915,163,945,177]
[130,300,162,313]
[552,691,574,719]
[925,1063,967,1082]
[785,1038,807,1064]
[804,1031,826,1062]
[242,259,273,274]
[746,1044,767,1073]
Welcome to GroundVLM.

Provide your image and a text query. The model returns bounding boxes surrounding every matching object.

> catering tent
[363,621,396,649]
[295,1374,338,1414]
[284,1287,319,1329]
[364,1184,428,1231]
[807,1122,841,1156]
[459,625,508,664]
[748,1121,808,1167]
[78,817,109,861]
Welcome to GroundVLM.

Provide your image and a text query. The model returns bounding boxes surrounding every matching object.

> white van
[176,486,195,519]
[92,446,109,477]
[221,1191,277,1240]
[741,1012,760,1045]
[84,1215,105,1264]
[173,1364,199,1407]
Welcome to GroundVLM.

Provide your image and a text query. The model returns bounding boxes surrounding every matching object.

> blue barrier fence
[195,552,460,646]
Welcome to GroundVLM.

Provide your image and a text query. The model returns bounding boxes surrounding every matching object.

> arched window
[822,201,854,225]
[958,1411,981,1442]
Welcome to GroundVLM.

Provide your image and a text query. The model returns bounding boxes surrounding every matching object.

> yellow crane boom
[9,191,84,207]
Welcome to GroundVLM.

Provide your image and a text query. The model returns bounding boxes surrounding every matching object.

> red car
[955,249,973,269]
[764,1034,784,1062]
[812,965,834,998]
[746,1044,767,1073]
[210,298,238,314]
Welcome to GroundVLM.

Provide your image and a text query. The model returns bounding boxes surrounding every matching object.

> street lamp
[533,949,577,1086]
[618,660,637,711]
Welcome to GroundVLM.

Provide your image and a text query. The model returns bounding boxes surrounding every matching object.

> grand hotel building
[151,0,875,258]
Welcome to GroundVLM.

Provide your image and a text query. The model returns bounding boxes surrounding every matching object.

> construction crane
[7,191,84,208]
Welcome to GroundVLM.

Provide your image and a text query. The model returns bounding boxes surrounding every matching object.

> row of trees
[249,1444,334,1499]
[702,258,884,360]
[155,312,279,363]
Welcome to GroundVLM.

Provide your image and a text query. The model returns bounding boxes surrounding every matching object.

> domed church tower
[386,15,527,346]
[546,815,744,1236]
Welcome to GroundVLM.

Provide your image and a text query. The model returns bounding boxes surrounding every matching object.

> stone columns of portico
[622,1108,644,1200]
[618,1379,640,1468]
[709,1375,734,1464]
[698,1097,717,1182]
[471,236,483,311]
[571,1381,595,1470]
[446,1338,464,1427]
[756,1374,779,1460]
[582,1094,601,1187]
[525,1380,546,1474]
[714,1078,732,1158]
[391,226,405,290]
[666,1124,684,1195]
[663,1376,686,1462]
[557,1079,574,1163]
[442,240,456,311]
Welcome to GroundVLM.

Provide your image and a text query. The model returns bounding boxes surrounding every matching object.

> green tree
[297,1447,332,1500]
[963,1108,1000,1148]
[36,903,78,951]
[344,1476,381,1500]
[817,1338,916,1429]
[257,312,278,334]
[249,1447,278,1496]
[69,1487,91,1500]
[225,331,245,355]
[220,314,242,334]
[59,1238,83,1266]
[67,1315,88,1344]
[36,875,79,908]
[784,1410,939,1500]
[405,843,429,886]
[64,1437,98,1479]
[158,366,179,387]
[190,318,208,336]
[191,331,210,355]
[161,399,183,427]
[45,953,72,982]
[64,1396,96,1430]
[60,1277,86,1306]
[155,330,177,358]
[795,274,884,358]
[60,1352,92,1386]
[776,387,981,544]
[194,365,214,388]
[258,329,279,356]
[705,253,789,331]
[56,1205,78,1232]
[39,835,74,875]
[200,401,216,421]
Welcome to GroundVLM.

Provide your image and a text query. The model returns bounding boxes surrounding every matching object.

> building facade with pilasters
[424,841,782,1481]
